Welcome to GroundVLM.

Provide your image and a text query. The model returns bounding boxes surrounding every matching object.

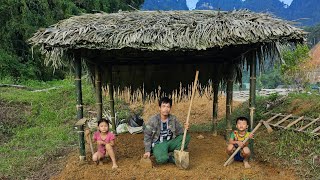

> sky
[186,0,294,10]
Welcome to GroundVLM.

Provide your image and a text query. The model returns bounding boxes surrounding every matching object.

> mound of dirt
[51,132,297,180]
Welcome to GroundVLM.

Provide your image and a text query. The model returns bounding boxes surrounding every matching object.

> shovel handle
[223,121,263,166]
[86,127,95,157]
[180,71,199,151]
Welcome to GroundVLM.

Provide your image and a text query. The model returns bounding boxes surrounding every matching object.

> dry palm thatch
[29,10,305,68]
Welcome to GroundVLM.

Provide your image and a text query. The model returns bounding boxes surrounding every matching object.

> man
[143,97,190,164]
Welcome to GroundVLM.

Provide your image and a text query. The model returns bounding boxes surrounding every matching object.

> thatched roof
[30,10,305,52]
[28,10,306,93]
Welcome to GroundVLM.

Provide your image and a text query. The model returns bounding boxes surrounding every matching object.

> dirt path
[51,132,297,180]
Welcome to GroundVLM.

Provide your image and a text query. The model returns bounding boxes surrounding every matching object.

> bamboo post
[74,53,85,161]
[212,81,219,136]
[249,53,257,157]
[226,78,233,140]
[95,64,102,121]
[107,65,116,133]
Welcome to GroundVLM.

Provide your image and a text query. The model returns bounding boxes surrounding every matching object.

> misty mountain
[142,0,189,10]
[141,0,320,26]
[196,0,320,26]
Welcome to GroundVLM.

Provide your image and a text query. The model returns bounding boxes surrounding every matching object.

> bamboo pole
[74,53,85,161]
[95,64,102,121]
[249,55,256,131]
[107,65,116,133]
[212,81,219,136]
[226,78,233,140]
[249,53,257,157]
[224,121,262,167]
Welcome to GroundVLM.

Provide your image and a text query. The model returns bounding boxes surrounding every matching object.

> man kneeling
[143,97,190,164]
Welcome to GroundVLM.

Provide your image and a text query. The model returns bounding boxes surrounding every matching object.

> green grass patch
[218,93,320,179]
[0,78,133,179]
[0,78,96,179]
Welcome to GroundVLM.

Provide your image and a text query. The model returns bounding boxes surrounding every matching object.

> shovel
[174,70,199,169]
[85,127,95,158]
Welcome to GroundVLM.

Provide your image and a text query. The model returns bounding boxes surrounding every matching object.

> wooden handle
[223,121,262,166]
[86,126,95,157]
[180,71,199,151]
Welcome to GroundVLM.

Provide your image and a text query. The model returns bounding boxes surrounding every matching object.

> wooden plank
[311,126,320,133]
[262,120,273,133]
[274,114,292,126]
[298,118,319,131]
[75,118,87,126]
[266,113,282,123]
[285,116,304,129]
[270,113,317,122]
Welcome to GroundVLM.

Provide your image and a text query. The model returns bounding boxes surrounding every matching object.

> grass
[1,78,319,179]
[219,93,320,179]
[0,77,134,179]
[0,78,92,179]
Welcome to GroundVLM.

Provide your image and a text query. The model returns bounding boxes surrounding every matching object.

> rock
[197,135,204,139]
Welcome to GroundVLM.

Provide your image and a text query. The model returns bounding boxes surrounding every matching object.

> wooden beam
[266,113,282,123]
[262,120,273,133]
[75,118,87,126]
[311,126,320,133]
[95,64,102,121]
[298,118,319,131]
[107,65,116,133]
[285,116,304,129]
[225,78,233,139]
[74,53,85,161]
[212,81,219,136]
[273,114,292,126]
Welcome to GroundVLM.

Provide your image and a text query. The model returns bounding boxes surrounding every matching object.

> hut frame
[29,10,305,160]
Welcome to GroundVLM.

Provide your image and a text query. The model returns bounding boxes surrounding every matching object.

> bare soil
[51,132,297,180]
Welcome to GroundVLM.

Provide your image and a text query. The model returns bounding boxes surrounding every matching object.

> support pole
[226,78,233,140]
[249,52,257,156]
[212,81,219,136]
[107,65,116,133]
[74,53,85,161]
[95,64,102,121]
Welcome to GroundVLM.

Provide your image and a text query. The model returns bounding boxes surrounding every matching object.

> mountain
[142,0,189,10]
[195,0,320,26]
[286,0,320,26]
[141,0,320,26]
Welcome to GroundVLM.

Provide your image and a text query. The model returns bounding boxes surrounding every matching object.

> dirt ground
[51,132,297,180]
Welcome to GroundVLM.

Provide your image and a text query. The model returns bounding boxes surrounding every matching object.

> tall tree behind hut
[0,0,144,81]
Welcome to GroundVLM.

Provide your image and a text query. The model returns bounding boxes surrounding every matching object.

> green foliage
[218,93,320,179]
[304,23,320,47]
[0,79,96,179]
[257,66,284,89]
[0,0,144,81]
[280,44,310,86]
[255,130,320,178]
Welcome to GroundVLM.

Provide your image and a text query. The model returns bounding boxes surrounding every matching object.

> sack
[128,114,144,127]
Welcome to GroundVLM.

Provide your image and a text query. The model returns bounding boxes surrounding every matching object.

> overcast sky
[186,0,294,10]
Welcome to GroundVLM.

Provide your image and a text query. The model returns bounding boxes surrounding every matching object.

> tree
[0,0,144,82]
[280,44,310,87]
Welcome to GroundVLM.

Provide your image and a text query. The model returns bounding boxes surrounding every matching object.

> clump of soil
[51,132,297,180]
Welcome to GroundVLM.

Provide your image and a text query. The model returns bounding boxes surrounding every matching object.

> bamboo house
[29,10,306,160]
